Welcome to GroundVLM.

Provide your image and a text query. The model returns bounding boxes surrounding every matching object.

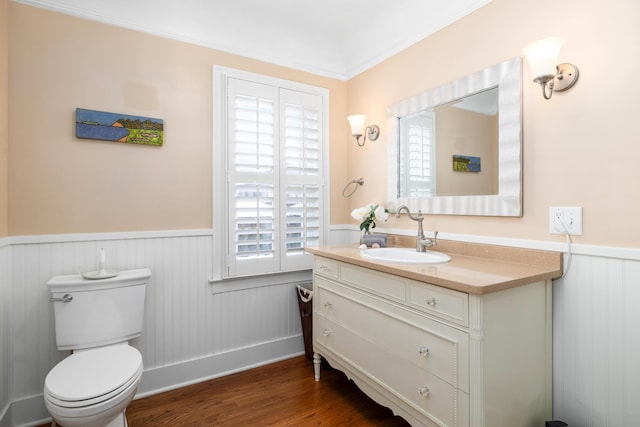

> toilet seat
[44,345,143,408]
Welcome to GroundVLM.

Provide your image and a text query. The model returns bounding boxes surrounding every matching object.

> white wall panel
[553,253,640,426]
[0,240,11,424]
[7,231,306,409]
[3,229,640,427]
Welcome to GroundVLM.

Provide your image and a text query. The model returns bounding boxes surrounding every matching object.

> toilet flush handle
[50,294,73,303]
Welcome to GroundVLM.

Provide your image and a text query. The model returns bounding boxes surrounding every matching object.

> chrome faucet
[396,205,438,252]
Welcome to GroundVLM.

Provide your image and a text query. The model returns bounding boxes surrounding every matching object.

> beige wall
[8,1,640,247]
[434,105,497,196]
[0,0,8,237]
[347,0,640,248]
[7,3,348,235]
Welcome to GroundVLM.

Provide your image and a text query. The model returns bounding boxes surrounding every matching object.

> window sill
[208,270,312,295]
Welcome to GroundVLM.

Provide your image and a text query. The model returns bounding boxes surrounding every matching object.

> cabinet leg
[313,352,321,381]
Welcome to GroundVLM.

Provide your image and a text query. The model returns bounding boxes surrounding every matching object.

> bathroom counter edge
[306,244,562,295]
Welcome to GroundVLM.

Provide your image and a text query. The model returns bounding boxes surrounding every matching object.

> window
[399,111,436,197]
[213,67,328,278]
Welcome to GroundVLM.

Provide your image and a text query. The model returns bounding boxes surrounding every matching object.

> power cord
[553,219,573,279]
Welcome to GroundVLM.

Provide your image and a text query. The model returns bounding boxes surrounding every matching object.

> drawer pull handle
[320,265,329,272]
[418,346,430,357]
[418,386,430,397]
[324,302,333,309]
[426,298,437,306]
[322,329,332,336]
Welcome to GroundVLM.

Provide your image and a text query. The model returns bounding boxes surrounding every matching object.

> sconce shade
[523,37,564,82]
[347,114,367,137]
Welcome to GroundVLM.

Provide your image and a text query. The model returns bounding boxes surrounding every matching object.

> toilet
[44,268,151,427]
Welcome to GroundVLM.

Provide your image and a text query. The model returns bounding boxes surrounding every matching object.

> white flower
[351,204,373,221]
[374,205,389,223]
[351,203,388,233]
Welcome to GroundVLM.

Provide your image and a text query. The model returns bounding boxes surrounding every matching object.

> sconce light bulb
[348,114,379,147]
[523,37,564,81]
[347,115,367,137]
[523,37,578,100]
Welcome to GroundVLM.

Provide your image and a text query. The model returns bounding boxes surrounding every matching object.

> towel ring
[342,178,364,197]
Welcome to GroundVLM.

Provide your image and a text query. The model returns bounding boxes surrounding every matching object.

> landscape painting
[453,155,481,172]
[75,108,164,146]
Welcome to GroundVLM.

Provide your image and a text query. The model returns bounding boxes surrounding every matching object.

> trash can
[296,283,313,361]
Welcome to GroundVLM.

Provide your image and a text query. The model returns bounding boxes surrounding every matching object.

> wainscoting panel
[0,240,11,426]
[552,253,640,426]
[3,229,640,427]
[7,230,307,425]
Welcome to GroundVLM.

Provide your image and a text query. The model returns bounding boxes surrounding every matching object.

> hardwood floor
[38,356,410,426]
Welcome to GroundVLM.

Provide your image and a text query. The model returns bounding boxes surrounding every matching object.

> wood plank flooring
[38,356,410,426]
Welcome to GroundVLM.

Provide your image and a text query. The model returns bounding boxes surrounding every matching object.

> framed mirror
[387,57,522,216]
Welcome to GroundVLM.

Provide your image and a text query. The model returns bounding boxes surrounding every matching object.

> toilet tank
[47,268,151,351]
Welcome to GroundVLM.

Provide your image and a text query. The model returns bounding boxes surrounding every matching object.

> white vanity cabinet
[312,255,552,427]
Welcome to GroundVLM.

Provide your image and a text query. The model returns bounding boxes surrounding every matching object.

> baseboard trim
[4,394,50,427]
[136,335,304,398]
[0,404,11,427]
[6,336,304,427]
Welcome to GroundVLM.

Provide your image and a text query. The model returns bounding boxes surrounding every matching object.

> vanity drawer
[406,280,469,327]
[313,256,339,279]
[315,278,469,391]
[315,315,465,427]
[339,263,406,302]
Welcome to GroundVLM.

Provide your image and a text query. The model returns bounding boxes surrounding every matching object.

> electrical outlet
[549,206,583,235]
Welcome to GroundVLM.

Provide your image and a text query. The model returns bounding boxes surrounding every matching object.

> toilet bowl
[45,268,151,427]
[44,344,143,427]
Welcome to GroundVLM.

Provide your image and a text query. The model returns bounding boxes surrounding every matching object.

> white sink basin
[360,247,451,264]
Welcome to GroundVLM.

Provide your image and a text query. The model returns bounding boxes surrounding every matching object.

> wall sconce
[347,115,380,147]
[522,37,579,100]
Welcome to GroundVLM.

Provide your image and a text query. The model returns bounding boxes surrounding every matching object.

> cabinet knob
[426,297,437,306]
[324,302,333,309]
[418,346,430,357]
[418,386,430,397]
[322,329,332,336]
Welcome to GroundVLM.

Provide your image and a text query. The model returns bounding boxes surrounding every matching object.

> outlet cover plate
[549,206,583,235]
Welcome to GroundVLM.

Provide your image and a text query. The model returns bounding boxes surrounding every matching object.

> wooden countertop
[306,240,563,295]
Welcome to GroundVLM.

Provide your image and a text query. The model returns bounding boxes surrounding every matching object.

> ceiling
[15,0,494,80]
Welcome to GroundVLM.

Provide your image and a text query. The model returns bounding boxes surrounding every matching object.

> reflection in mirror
[399,87,499,198]
[388,57,522,216]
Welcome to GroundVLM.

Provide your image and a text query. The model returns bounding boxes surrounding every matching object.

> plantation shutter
[281,89,322,271]
[401,112,436,197]
[225,78,323,277]
[227,78,279,276]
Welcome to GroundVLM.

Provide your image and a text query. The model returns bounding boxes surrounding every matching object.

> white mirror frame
[387,57,522,216]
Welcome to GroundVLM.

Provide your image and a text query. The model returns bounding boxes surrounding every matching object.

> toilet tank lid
[47,268,151,291]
